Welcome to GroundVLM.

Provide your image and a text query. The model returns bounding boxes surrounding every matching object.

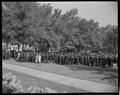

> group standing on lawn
[2,43,118,68]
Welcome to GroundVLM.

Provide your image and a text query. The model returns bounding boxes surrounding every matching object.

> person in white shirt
[35,53,39,63]
[38,53,41,63]
[35,53,41,64]
[19,44,22,51]
[11,45,14,51]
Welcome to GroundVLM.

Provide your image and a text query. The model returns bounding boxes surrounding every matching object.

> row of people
[16,51,118,68]
[2,49,118,68]
[41,53,118,68]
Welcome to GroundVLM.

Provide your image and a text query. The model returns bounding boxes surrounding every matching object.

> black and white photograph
[2,1,118,93]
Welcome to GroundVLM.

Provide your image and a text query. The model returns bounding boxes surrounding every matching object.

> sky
[38,2,118,27]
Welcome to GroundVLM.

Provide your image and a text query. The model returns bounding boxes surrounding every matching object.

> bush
[28,86,67,93]
[28,86,48,93]
[2,72,24,93]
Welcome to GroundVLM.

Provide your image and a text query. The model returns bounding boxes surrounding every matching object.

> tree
[101,25,118,53]
[2,2,53,52]
[2,2,118,53]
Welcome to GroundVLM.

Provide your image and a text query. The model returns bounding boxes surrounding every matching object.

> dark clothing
[11,50,14,58]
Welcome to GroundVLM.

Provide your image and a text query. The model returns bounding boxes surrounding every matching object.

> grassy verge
[2,68,89,93]
[3,60,118,86]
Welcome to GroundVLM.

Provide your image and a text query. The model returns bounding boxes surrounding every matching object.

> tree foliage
[2,2,118,53]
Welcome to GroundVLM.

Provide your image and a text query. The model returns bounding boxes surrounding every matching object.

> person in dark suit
[10,45,14,59]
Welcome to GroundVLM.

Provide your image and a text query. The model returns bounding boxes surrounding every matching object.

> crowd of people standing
[2,42,118,68]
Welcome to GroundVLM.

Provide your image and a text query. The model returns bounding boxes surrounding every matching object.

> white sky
[38,2,118,27]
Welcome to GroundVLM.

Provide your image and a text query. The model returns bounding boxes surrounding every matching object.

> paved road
[2,62,118,92]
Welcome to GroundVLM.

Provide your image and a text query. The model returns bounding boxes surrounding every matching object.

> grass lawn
[2,68,89,93]
[2,60,118,87]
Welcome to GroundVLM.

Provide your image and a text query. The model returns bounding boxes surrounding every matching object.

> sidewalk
[2,62,118,92]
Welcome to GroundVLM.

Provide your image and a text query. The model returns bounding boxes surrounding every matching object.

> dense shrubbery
[2,72,67,93]
[2,72,24,93]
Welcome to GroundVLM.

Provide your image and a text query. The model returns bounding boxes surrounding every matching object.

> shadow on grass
[65,65,118,72]
[91,70,118,86]
[65,65,118,86]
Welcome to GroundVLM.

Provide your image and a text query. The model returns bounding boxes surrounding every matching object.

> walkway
[2,62,118,92]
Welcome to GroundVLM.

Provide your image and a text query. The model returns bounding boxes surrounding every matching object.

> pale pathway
[2,62,118,92]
